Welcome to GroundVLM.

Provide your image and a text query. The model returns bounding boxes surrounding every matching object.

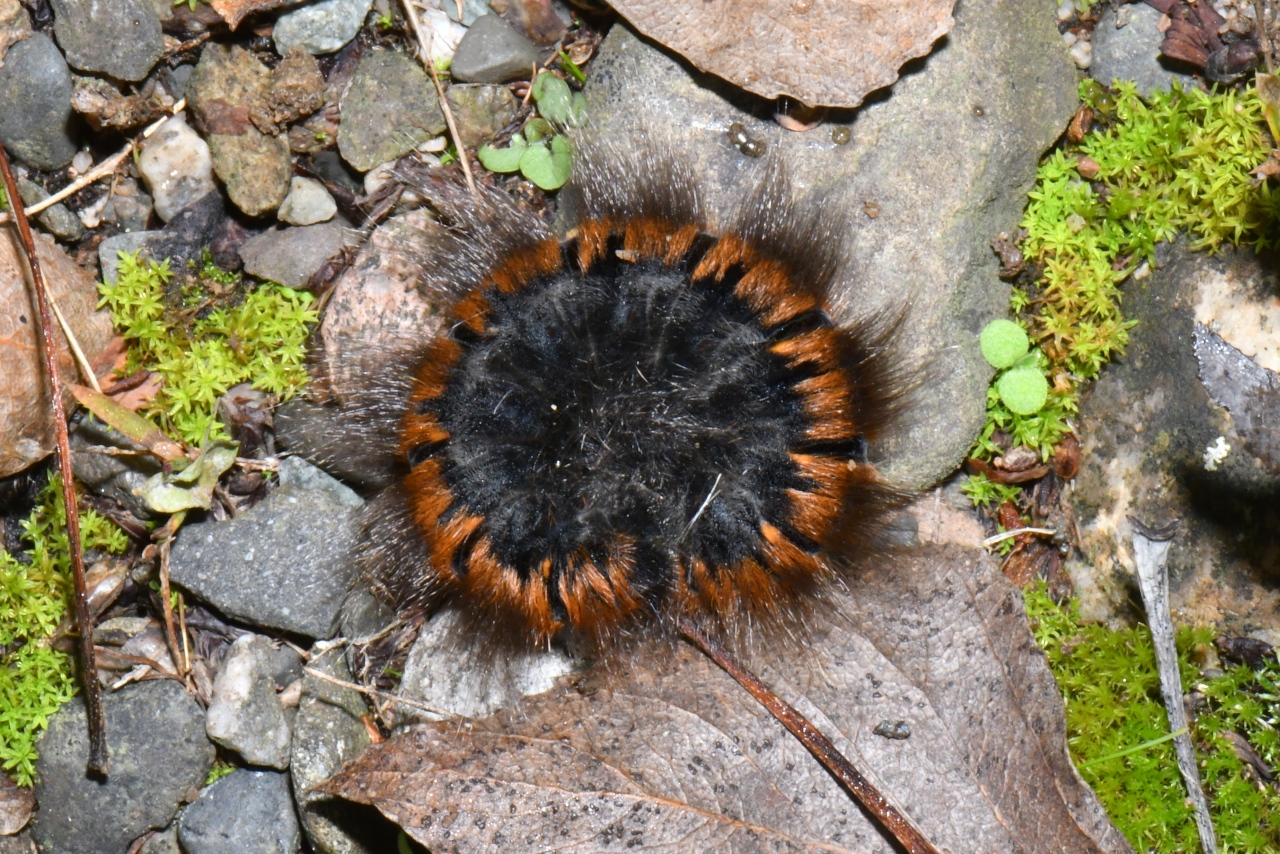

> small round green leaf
[524,118,554,143]
[997,368,1049,416]
[477,136,526,173]
[532,74,573,125]
[979,319,1030,369]
[519,135,572,190]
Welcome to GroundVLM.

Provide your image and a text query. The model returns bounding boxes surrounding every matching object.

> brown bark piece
[608,0,957,107]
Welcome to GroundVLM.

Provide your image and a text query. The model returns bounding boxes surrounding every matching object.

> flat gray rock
[449,14,539,83]
[0,33,76,170]
[337,47,446,171]
[170,456,364,639]
[32,680,214,854]
[1194,324,1280,474]
[581,3,1077,490]
[178,770,300,854]
[240,219,355,288]
[1091,2,1196,95]
[273,0,373,55]
[50,0,163,82]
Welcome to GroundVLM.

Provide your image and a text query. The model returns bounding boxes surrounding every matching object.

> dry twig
[0,144,108,773]
[678,618,942,854]
[400,0,478,196]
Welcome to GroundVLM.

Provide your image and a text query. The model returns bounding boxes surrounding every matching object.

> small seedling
[477,72,586,190]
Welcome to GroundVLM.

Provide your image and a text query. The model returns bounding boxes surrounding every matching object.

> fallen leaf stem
[0,144,108,774]
[677,617,941,854]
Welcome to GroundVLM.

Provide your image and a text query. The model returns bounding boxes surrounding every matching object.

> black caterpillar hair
[321,142,910,649]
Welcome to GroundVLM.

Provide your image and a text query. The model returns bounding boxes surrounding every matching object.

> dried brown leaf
[0,226,115,477]
[0,771,34,835]
[323,545,1131,854]
[607,0,956,108]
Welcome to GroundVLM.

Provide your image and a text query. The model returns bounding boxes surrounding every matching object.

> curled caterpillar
[325,144,909,649]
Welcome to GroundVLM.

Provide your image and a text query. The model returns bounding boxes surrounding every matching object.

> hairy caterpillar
[314,144,909,650]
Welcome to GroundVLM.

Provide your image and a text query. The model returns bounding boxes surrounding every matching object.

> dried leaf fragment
[324,546,1131,854]
[608,0,957,108]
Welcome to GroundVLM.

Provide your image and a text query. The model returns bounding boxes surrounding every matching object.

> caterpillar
[316,142,909,650]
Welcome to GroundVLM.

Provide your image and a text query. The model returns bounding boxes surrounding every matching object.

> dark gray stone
[449,14,539,84]
[98,192,226,284]
[1091,2,1196,95]
[239,219,356,288]
[15,177,83,242]
[273,0,373,55]
[205,634,294,769]
[51,0,163,82]
[1068,245,1280,635]
[291,646,380,854]
[178,770,300,854]
[170,456,364,639]
[581,5,1078,489]
[0,33,77,170]
[337,47,446,171]
[32,680,214,854]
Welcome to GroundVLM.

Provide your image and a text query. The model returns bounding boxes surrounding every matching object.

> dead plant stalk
[0,144,108,774]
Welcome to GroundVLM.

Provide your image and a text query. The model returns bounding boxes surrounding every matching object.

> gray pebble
[178,770,300,854]
[1091,2,1196,95]
[0,33,77,170]
[273,0,373,55]
[50,0,164,82]
[450,14,540,84]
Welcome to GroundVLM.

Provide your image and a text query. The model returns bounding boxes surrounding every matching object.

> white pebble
[1057,0,1075,22]
[363,160,398,195]
[417,135,448,153]
[424,8,467,65]
[70,150,93,176]
[137,115,216,222]
[1070,40,1093,70]
[1062,31,1078,47]
[277,176,336,225]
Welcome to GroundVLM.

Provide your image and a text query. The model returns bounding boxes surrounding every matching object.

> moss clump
[97,252,318,445]
[1026,584,1280,852]
[0,475,128,785]
[969,80,1280,480]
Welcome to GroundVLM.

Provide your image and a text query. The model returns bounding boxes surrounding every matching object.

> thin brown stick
[678,618,941,854]
[156,511,187,677]
[401,0,478,196]
[0,145,108,774]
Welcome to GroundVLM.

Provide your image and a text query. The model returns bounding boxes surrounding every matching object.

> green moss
[97,252,318,445]
[966,80,1280,501]
[1026,584,1280,851]
[0,475,128,786]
